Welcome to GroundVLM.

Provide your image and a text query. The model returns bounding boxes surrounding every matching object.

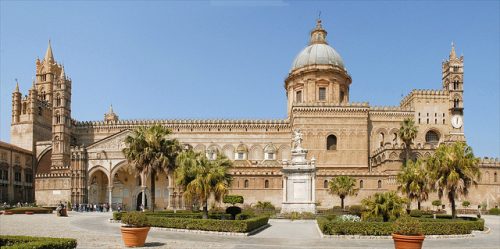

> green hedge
[317,217,484,236]
[5,207,52,214]
[114,211,231,220]
[489,208,500,215]
[0,235,77,249]
[146,215,269,233]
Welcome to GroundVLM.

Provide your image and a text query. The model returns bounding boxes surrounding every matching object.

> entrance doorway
[136,192,147,211]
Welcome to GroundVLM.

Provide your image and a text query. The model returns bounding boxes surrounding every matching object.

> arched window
[495,172,498,183]
[340,91,345,102]
[56,94,61,106]
[264,180,269,189]
[379,133,385,147]
[324,180,328,188]
[55,112,61,124]
[244,179,249,188]
[22,102,27,114]
[425,130,439,144]
[359,180,364,189]
[377,180,382,188]
[327,135,337,150]
[454,99,460,108]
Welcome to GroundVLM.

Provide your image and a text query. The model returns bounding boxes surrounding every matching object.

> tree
[426,142,480,219]
[175,150,232,219]
[123,125,181,211]
[361,191,406,222]
[397,159,430,211]
[398,118,418,162]
[328,175,359,210]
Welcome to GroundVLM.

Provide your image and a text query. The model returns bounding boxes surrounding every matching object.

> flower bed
[0,235,77,249]
[146,215,269,233]
[317,216,484,236]
[4,207,52,214]
[113,211,231,220]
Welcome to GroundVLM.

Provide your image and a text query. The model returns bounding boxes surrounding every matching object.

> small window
[319,87,326,101]
[426,119,429,124]
[296,90,302,103]
[264,180,269,189]
[418,118,421,124]
[237,152,244,160]
[494,172,497,183]
[327,135,337,150]
[377,180,382,189]
[340,91,345,102]
[244,179,249,188]
[323,180,328,188]
[266,152,274,160]
[443,119,445,125]
[359,180,364,189]
[425,130,439,144]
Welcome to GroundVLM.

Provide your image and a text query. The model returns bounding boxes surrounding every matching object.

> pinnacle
[45,40,54,62]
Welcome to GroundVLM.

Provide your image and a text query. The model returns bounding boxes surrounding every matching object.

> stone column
[282,177,287,202]
[108,186,113,211]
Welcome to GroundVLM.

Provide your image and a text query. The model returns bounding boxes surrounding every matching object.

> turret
[12,81,21,123]
[442,42,465,141]
[51,64,72,171]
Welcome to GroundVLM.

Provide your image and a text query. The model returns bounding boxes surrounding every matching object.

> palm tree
[361,191,406,222]
[175,150,232,219]
[328,175,359,210]
[398,118,418,162]
[122,125,181,211]
[397,159,430,211]
[426,142,480,219]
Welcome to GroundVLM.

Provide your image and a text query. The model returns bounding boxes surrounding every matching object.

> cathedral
[9,20,500,211]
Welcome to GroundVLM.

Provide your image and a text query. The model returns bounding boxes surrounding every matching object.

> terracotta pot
[4,211,13,215]
[25,211,34,215]
[392,233,425,249]
[120,226,150,247]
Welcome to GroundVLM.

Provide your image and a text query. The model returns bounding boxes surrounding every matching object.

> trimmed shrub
[226,206,242,220]
[393,216,422,235]
[432,200,442,208]
[223,195,244,205]
[462,201,471,208]
[6,207,52,214]
[146,215,269,233]
[317,216,484,235]
[348,205,364,217]
[121,211,148,227]
[0,235,77,249]
[488,208,500,215]
[409,209,423,217]
[113,211,125,220]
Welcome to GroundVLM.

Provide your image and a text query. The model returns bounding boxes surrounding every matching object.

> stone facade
[0,141,35,203]
[8,20,500,211]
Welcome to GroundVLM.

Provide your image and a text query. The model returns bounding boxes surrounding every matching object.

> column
[282,176,287,203]
[108,186,113,211]
[311,174,316,203]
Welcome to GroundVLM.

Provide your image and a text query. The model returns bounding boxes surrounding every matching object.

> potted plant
[120,211,150,247]
[392,215,425,249]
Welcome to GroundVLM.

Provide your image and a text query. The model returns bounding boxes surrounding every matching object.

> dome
[290,19,346,72]
[291,44,345,71]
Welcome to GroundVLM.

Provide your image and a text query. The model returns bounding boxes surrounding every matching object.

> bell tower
[442,42,465,141]
[51,65,72,171]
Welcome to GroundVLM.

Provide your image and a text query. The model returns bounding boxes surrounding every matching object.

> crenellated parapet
[35,172,71,178]
[400,89,448,108]
[74,118,290,130]
[479,157,500,168]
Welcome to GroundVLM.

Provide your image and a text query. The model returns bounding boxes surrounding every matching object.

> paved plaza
[1,212,499,249]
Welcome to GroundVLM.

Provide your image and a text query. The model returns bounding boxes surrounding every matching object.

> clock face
[451,115,463,129]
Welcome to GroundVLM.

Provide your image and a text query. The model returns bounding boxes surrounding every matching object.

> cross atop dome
[309,19,328,45]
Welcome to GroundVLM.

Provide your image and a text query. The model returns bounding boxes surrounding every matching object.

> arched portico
[88,167,109,205]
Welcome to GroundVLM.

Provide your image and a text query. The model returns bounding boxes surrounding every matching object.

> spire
[105,104,119,123]
[60,65,65,79]
[14,79,19,92]
[44,40,54,62]
[449,41,456,60]
[309,18,328,45]
[108,104,114,114]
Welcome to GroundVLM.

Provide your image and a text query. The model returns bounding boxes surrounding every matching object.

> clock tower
[442,42,465,142]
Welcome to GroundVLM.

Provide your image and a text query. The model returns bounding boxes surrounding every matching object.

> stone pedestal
[281,145,316,214]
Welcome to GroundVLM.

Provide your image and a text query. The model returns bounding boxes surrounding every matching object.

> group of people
[72,203,112,212]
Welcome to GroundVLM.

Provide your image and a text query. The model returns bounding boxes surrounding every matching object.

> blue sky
[0,1,498,157]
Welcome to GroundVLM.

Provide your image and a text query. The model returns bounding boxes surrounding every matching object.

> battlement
[400,89,448,107]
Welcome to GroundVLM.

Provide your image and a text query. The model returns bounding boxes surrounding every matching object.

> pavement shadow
[144,242,166,247]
